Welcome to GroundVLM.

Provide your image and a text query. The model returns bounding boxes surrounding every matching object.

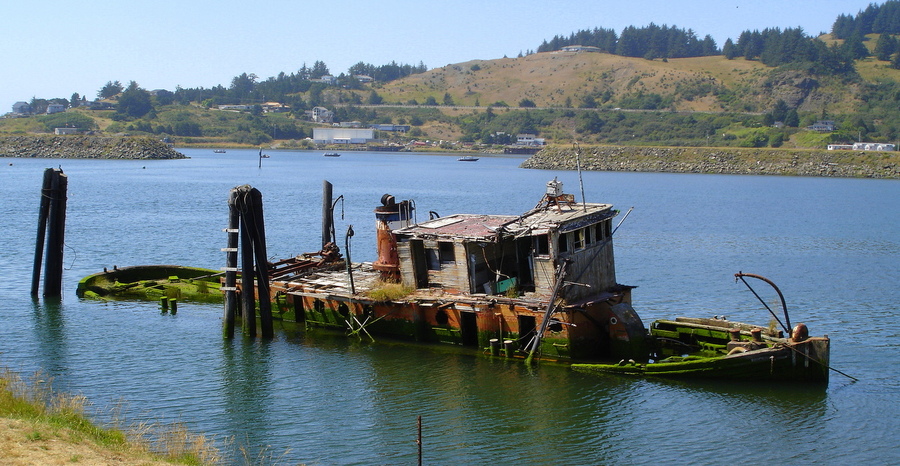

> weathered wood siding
[532,257,555,296]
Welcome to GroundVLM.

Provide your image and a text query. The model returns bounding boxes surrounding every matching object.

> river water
[1,149,898,464]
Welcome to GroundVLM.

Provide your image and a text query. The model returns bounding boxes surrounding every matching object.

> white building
[46,103,66,114]
[217,105,252,111]
[516,133,545,146]
[827,142,895,151]
[313,127,374,144]
[853,142,895,151]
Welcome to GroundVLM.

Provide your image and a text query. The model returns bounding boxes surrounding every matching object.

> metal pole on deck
[322,180,333,247]
[345,225,356,294]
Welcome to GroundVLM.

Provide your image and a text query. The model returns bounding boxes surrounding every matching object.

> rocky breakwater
[521,145,900,179]
[0,135,185,159]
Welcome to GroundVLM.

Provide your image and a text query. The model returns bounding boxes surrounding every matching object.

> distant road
[332,103,762,115]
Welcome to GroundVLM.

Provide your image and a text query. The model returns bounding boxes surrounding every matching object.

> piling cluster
[0,135,185,159]
[521,145,900,179]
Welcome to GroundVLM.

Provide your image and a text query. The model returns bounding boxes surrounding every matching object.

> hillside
[3,38,900,151]
[375,48,865,114]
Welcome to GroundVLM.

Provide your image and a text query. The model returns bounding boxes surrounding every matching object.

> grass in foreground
[0,366,221,465]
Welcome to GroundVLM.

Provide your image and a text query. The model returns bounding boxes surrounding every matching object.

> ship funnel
[372,194,414,281]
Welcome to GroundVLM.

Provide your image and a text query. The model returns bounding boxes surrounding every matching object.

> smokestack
[372,194,413,281]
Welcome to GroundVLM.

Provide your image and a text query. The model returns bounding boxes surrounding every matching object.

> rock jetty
[521,146,900,179]
[0,135,185,159]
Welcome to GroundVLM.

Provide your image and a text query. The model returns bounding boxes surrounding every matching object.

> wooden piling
[31,168,67,297]
[223,188,240,338]
[503,339,515,358]
[249,188,273,339]
[31,169,53,296]
[240,212,256,337]
[489,338,500,356]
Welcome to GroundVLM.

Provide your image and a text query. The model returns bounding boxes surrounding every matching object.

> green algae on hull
[76,265,225,303]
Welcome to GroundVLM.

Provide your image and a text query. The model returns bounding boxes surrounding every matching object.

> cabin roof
[396,202,614,242]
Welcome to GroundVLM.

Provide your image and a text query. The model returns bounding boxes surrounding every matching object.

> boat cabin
[375,179,621,303]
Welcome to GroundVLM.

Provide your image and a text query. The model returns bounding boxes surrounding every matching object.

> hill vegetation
[5,2,900,152]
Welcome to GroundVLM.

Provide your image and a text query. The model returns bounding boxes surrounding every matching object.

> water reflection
[29,297,68,377]
[217,338,275,460]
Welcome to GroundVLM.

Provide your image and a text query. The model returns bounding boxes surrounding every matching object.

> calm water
[1,149,898,464]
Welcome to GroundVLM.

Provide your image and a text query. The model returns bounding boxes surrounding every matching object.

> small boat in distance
[213,149,226,153]
[458,155,479,162]
[324,152,341,157]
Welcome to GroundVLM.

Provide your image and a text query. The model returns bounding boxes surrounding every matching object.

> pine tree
[875,34,897,61]
[723,39,736,59]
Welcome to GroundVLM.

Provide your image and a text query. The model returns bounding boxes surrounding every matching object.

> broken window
[574,229,585,250]
[534,234,549,256]
[558,232,569,253]
[439,241,455,263]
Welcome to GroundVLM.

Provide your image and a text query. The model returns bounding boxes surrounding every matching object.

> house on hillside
[46,103,66,114]
[807,120,835,132]
[261,102,289,113]
[12,101,32,115]
[313,75,337,85]
[88,101,116,110]
[307,106,334,123]
[561,45,602,53]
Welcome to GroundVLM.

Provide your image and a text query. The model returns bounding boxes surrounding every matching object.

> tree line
[722,27,858,75]
[832,0,900,38]
[19,59,427,117]
[537,24,719,59]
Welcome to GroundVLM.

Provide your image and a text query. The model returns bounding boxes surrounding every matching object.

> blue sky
[1,0,867,113]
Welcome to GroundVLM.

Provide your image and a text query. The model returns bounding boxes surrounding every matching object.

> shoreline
[521,145,900,179]
[0,135,185,160]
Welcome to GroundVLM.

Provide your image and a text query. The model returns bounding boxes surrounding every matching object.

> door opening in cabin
[461,312,478,347]
[517,315,537,351]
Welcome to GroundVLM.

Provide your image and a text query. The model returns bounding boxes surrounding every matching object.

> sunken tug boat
[231,179,830,383]
[249,178,647,364]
